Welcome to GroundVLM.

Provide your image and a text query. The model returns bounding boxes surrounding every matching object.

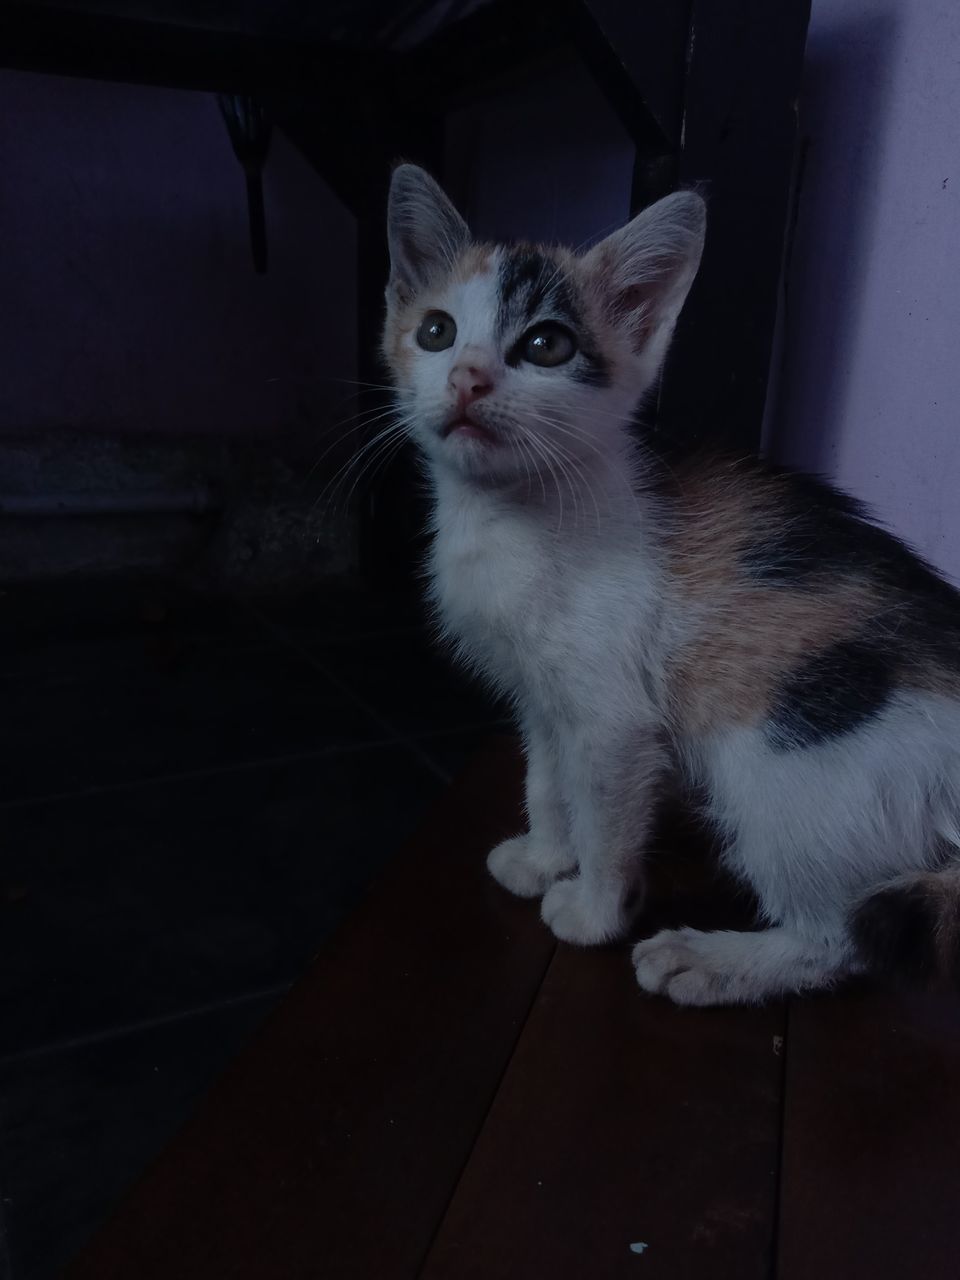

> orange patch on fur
[662,457,883,733]
[668,581,879,733]
[453,243,495,280]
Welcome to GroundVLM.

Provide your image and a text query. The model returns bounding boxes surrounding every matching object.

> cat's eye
[416,310,457,352]
[520,322,577,368]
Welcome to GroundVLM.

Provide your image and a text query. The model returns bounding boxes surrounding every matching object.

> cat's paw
[541,877,627,945]
[486,835,575,899]
[632,928,728,1007]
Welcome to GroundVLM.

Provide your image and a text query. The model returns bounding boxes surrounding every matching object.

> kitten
[381,163,960,1006]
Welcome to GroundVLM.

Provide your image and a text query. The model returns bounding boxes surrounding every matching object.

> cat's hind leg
[632,925,853,1006]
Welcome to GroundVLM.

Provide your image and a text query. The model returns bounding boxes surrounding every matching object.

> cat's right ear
[387,165,470,304]
[583,191,706,353]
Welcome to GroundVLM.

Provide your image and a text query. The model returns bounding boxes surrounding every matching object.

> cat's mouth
[440,414,500,446]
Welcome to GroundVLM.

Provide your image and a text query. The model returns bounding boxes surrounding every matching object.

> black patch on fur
[640,446,960,690]
[766,635,895,750]
[739,464,960,614]
[499,250,576,328]
[850,882,944,982]
[498,247,610,386]
[740,473,872,586]
[570,349,611,387]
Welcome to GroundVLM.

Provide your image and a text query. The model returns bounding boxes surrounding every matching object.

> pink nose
[448,362,494,405]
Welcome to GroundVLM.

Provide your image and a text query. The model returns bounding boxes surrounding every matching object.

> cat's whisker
[525,423,599,534]
[317,376,398,392]
[326,432,409,525]
[522,416,608,532]
[523,434,548,507]
[520,426,567,534]
[305,404,414,488]
[334,431,410,521]
[314,419,412,516]
[514,433,538,505]
[522,410,606,459]
[317,430,402,519]
[526,427,587,527]
[534,428,602,534]
[525,408,645,524]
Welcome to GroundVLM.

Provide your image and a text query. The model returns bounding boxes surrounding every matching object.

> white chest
[428,496,663,719]
[430,507,552,684]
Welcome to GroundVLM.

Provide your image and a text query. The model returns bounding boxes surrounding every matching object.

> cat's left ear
[583,191,706,352]
[387,164,470,304]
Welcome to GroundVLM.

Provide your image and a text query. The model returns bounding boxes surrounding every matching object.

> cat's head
[383,164,705,485]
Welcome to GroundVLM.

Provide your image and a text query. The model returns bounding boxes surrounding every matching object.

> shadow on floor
[0,577,509,1280]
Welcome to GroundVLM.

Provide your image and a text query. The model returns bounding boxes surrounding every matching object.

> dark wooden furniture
[63,735,960,1279]
[1,0,811,587]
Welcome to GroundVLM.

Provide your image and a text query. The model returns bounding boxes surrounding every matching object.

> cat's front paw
[486,834,576,899]
[541,877,627,945]
[632,928,727,1006]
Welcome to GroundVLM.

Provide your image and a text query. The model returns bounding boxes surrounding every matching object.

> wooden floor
[66,736,960,1280]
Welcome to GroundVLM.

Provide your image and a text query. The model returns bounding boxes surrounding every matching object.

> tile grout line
[0,722,511,812]
[0,982,293,1067]
[0,741,396,810]
[236,600,458,785]
[0,623,426,685]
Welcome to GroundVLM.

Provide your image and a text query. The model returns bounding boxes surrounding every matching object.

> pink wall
[767,0,960,583]
[0,71,355,439]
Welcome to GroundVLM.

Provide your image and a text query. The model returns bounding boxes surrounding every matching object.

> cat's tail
[850,865,960,987]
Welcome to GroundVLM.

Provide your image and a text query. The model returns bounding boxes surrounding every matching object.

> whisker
[334,432,410,521]
[304,404,414,488]
[314,419,411,515]
[522,426,567,534]
[533,430,590,531]
[523,409,642,523]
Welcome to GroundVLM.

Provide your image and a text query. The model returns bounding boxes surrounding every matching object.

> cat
[380,162,960,1006]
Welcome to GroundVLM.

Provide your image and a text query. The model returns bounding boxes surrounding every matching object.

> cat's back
[654,447,960,739]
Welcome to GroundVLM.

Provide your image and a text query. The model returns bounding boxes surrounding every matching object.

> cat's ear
[387,164,470,303]
[583,191,706,351]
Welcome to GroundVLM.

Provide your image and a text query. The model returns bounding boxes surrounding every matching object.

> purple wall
[0,70,355,440]
[767,0,960,583]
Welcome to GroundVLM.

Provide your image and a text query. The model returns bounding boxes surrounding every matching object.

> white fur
[384,168,960,1006]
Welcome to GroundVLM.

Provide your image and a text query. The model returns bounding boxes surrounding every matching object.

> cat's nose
[448,362,494,405]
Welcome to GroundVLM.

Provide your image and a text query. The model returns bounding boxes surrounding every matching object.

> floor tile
[312,630,509,738]
[249,582,426,643]
[0,748,444,1054]
[0,994,279,1280]
[1,642,385,803]
[417,726,516,782]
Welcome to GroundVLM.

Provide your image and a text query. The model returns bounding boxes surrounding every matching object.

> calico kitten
[381,163,960,1006]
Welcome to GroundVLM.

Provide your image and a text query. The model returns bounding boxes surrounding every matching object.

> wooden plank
[66,735,555,1280]
[777,986,960,1280]
[420,815,786,1280]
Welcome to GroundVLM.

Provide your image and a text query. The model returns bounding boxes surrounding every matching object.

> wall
[766,0,960,583]
[0,70,355,439]
[0,70,359,586]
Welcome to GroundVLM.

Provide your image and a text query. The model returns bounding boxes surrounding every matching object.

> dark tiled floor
[0,994,279,1280]
[0,578,508,1279]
